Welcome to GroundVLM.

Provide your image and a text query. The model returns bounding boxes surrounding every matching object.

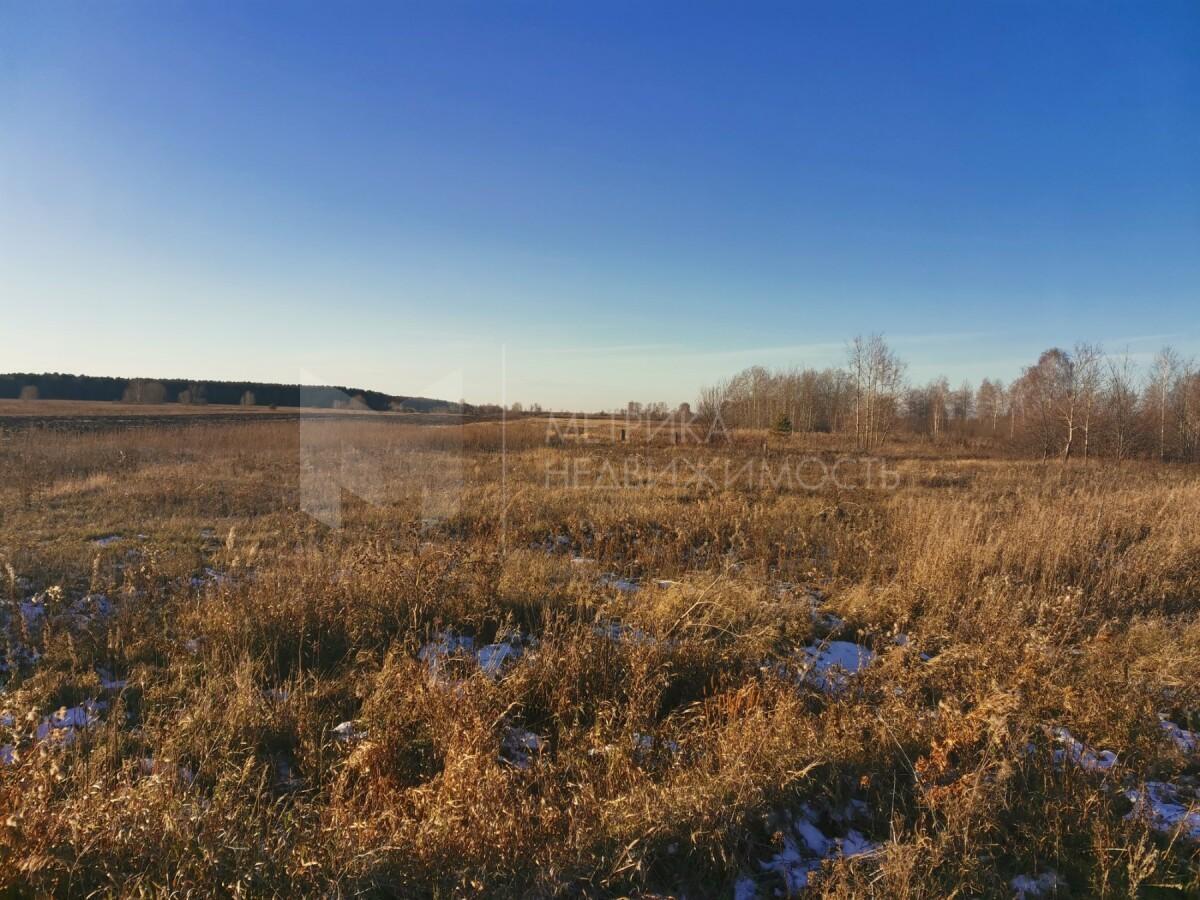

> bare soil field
[0,400,480,433]
[1,418,1197,896]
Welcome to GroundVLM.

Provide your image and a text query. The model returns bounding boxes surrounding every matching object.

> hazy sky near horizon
[2,1,1198,408]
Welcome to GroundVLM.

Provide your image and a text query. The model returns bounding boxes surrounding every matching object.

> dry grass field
[1,413,1198,896]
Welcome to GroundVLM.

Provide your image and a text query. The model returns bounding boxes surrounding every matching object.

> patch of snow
[595,622,655,646]
[732,874,758,900]
[91,535,122,547]
[18,598,46,627]
[501,727,544,769]
[794,814,831,856]
[419,633,475,664]
[1049,726,1118,773]
[0,641,40,674]
[97,669,127,691]
[832,798,870,823]
[759,835,821,893]
[0,745,14,765]
[69,593,113,624]
[599,573,639,593]
[1125,781,1200,843]
[476,642,521,676]
[332,721,366,743]
[801,641,876,694]
[632,732,680,758]
[1010,871,1064,899]
[418,632,475,677]
[758,805,880,894]
[36,701,104,745]
[190,568,230,588]
[273,756,302,791]
[838,829,877,858]
[1159,717,1198,755]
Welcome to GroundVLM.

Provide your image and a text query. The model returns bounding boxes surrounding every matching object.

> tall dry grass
[0,419,1197,895]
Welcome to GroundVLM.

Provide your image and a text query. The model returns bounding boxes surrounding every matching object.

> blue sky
[2,1,1197,408]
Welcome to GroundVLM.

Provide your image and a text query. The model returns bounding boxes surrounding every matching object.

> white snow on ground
[332,721,366,742]
[755,804,880,895]
[1040,719,1200,849]
[598,573,639,593]
[0,641,41,674]
[97,669,128,691]
[732,874,758,900]
[0,744,14,765]
[632,732,680,758]
[800,641,876,694]
[273,756,302,791]
[418,633,475,670]
[91,535,122,547]
[500,727,544,769]
[477,643,520,675]
[1125,781,1200,843]
[18,598,45,627]
[794,812,831,856]
[1159,717,1198,755]
[1011,870,1064,898]
[190,568,231,588]
[419,632,526,679]
[62,593,115,630]
[35,701,105,745]
[595,622,656,646]
[760,837,821,892]
[1048,726,1117,773]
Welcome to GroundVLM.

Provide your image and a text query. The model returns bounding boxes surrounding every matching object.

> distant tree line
[0,373,458,414]
[698,337,1200,463]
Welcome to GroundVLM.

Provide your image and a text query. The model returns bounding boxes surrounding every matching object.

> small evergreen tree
[772,411,793,435]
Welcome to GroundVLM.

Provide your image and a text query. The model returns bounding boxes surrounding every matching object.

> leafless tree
[951,380,973,435]
[1073,343,1103,461]
[1105,351,1139,462]
[847,334,905,450]
[1016,349,1075,460]
[1148,347,1180,460]
[976,379,1006,435]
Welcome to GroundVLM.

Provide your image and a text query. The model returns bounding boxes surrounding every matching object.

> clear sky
[2,1,1197,409]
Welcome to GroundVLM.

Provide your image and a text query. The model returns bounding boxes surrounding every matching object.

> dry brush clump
[0,419,1198,896]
